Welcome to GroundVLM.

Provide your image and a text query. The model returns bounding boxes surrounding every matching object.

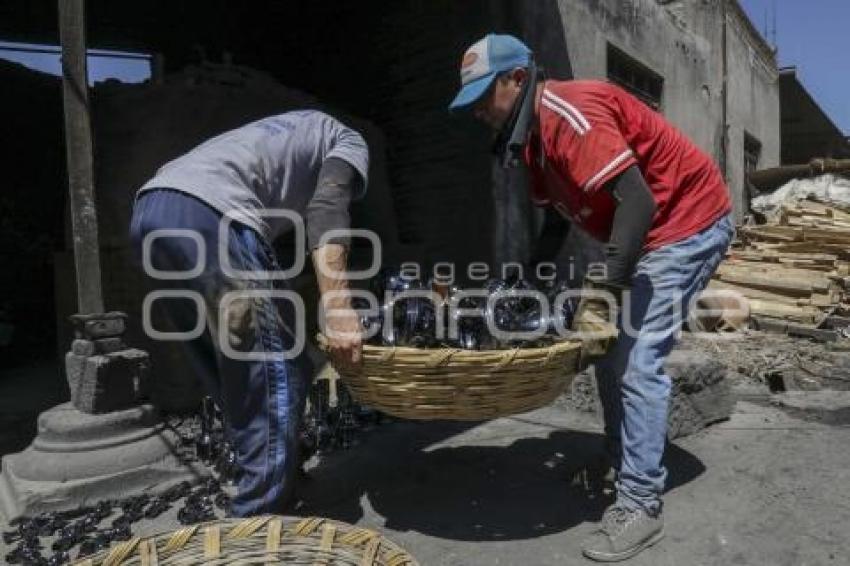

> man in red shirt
[450,34,733,562]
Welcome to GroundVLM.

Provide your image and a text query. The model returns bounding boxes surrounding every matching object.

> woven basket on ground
[321,333,613,421]
[73,515,418,566]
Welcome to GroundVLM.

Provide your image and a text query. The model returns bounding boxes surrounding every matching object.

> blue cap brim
[448,72,497,113]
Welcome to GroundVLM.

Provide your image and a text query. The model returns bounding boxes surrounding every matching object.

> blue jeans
[129,189,309,516]
[595,214,734,514]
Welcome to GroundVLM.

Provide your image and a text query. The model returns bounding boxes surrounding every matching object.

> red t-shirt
[524,80,731,250]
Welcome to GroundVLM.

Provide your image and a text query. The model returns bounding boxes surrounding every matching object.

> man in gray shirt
[130,110,367,516]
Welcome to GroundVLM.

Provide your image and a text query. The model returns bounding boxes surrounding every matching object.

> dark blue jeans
[129,188,309,516]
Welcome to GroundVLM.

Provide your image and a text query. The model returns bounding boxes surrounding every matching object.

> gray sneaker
[581,504,664,562]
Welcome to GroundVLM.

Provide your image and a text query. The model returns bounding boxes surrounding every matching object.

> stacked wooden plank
[709,199,850,326]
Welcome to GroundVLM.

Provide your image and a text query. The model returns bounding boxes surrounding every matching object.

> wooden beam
[707,280,802,305]
[746,299,823,324]
[59,0,104,315]
[715,266,829,295]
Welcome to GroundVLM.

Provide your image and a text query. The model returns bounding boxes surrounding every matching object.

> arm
[312,244,362,369]
[305,157,361,249]
[307,157,365,370]
[600,165,656,286]
[572,165,655,334]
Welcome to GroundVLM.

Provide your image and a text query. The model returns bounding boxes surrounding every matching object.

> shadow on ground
[301,421,705,542]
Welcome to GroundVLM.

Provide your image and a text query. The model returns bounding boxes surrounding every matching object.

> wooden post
[59,0,104,315]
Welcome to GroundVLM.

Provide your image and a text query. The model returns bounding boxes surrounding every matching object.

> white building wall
[537,0,780,218]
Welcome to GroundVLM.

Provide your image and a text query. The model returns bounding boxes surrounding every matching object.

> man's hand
[312,243,363,372]
[322,301,363,373]
[571,276,622,347]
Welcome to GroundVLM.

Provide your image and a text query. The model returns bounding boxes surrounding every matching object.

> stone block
[93,336,126,353]
[71,337,126,356]
[71,339,95,356]
[665,349,735,439]
[66,348,151,414]
[82,317,126,338]
[70,311,127,339]
[65,351,87,402]
[560,347,735,440]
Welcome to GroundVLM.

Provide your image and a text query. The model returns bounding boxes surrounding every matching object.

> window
[606,44,664,110]
[744,132,762,175]
[0,41,151,85]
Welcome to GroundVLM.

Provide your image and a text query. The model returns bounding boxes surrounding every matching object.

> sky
[0,41,150,85]
[738,0,849,134]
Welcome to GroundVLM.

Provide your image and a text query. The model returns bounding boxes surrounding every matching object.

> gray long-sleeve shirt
[138,110,369,242]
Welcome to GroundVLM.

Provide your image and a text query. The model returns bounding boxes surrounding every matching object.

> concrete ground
[293,391,850,566]
[3,362,850,565]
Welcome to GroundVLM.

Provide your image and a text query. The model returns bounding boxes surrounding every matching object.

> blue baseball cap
[449,34,532,112]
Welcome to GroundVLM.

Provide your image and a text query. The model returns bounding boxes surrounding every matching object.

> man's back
[138,110,369,240]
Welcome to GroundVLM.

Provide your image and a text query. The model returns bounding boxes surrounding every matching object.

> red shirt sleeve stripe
[543,90,592,133]
[541,97,586,136]
[582,148,635,193]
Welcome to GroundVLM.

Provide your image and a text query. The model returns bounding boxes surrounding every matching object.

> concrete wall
[724,2,781,213]
[554,0,721,156]
[539,0,780,218]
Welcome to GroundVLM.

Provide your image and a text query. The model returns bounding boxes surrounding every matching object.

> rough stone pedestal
[564,347,735,440]
[665,349,736,438]
[0,403,207,522]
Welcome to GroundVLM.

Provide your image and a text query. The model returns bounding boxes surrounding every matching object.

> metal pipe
[748,158,850,191]
[720,0,729,181]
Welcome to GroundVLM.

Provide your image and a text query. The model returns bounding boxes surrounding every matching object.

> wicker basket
[73,515,418,566]
[322,333,613,421]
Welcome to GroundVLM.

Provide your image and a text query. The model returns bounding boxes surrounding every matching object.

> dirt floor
[2,331,850,565]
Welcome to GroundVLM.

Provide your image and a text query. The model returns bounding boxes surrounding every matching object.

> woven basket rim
[74,515,419,566]
[359,337,579,355]
[321,332,615,361]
